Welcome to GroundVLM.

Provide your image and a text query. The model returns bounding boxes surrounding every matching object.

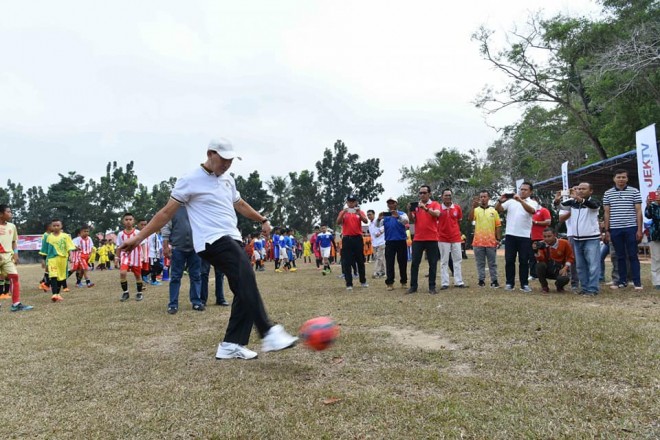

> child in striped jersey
[116,213,144,301]
[72,225,95,288]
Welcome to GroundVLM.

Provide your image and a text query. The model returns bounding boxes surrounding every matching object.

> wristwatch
[261,218,270,224]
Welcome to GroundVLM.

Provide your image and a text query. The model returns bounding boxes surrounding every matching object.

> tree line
[0,140,384,237]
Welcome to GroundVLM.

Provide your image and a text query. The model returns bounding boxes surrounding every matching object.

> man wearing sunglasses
[407,185,441,294]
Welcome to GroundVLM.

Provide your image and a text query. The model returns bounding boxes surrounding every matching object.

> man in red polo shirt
[408,185,441,294]
[529,195,551,280]
[337,194,368,291]
[438,189,466,289]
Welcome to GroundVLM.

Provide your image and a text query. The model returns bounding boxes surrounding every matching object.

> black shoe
[456,284,467,288]
[490,281,500,289]
[429,289,438,295]
[440,285,449,290]
[136,293,144,301]
[167,307,178,315]
[216,300,230,306]
[405,288,417,294]
[478,280,486,287]
[120,292,129,302]
[192,304,206,311]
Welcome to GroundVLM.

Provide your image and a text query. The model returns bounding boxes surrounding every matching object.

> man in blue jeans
[603,169,643,290]
[162,206,204,314]
[201,259,229,306]
[560,182,602,295]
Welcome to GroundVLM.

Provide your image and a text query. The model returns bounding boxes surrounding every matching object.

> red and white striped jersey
[116,229,142,267]
[73,236,94,255]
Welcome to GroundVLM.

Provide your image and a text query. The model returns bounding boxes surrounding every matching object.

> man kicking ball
[118,139,297,359]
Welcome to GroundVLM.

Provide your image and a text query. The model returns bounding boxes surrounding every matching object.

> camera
[534,241,547,250]
[382,211,392,217]
[503,193,515,199]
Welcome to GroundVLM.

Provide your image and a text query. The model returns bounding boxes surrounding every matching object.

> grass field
[1,257,658,439]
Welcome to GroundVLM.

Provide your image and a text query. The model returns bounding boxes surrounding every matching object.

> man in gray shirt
[162,206,204,314]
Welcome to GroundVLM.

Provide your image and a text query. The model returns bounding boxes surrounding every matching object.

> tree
[46,172,95,232]
[286,170,320,233]
[473,15,610,160]
[22,186,50,234]
[1,180,28,228]
[266,175,289,228]
[89,161,139,235]
[315,140,384,228]
[234,171,272,236]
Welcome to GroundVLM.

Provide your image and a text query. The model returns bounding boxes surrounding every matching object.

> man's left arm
[636,203,643,242]
[234,198,272,235]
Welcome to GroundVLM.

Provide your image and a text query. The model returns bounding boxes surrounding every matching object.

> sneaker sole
[262,338,298,353]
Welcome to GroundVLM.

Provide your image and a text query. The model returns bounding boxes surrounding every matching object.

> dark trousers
[199,236,272,345]
[610,226,641,286]
[536,261,570,290]
[342,235,366,287]
[410,241,439,290]
[504,234,532,288]
[529,240,541,278]
[385,240,408,286]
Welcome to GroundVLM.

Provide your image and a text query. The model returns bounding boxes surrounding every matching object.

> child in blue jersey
[279,230,289,272]
[252,232,265,271]
[317,225,335,275]
[272,228,282,272]
[286,229,297,272]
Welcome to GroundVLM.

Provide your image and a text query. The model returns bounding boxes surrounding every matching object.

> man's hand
[559,266,568,277]
[513,194,522,202]
[12,253,19,264]
[163,244,171,259]
[636,230,643,243]
[118,236,142,254]
[262,221,272,237]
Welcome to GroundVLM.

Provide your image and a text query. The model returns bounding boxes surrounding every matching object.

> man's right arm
[118,199,181,252]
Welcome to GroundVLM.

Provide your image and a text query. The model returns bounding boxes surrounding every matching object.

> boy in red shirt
[116,213,145,302]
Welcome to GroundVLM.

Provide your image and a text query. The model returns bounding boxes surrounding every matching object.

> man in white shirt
[367,209,385,278]
[495,182,539,292]
[118,139,298,360]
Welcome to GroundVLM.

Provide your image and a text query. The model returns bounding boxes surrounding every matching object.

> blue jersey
[272,234,280,258]
[254,239,263,251]
[317,232,333,248]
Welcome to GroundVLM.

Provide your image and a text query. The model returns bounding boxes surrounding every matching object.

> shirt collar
[614,185,628,191]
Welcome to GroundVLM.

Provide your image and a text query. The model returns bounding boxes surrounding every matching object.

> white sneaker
[261,324,298,352]
[215,342,258,360]
[360,283,369,288]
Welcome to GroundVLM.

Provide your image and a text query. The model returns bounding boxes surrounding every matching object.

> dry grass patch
[1,259,658,439]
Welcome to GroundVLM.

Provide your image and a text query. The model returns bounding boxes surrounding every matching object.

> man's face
[542,230,556,245]
[479,192,490,206]
[442,191,452,205]
[387,201,397,211]
[577,183,593,198]
[614,172,628,188]
[208,151,233,176]
[418,187,430,202]
[51,221,62,234]
[347,199,357,208]
[519,184,532,198]
[367,212,375,221]
[321,226,327,233]
[123,216,135,229]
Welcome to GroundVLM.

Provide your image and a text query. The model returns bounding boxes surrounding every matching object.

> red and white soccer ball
[299,316,340,351]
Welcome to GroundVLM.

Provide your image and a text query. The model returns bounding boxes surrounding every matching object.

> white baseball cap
[208,138,242,160]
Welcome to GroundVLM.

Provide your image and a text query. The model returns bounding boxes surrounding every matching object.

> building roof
[534,149,639,197]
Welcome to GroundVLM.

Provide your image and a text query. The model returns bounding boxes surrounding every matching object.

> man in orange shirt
[534,228,574,293]
[337,195,369,291]
[408,185,441,294]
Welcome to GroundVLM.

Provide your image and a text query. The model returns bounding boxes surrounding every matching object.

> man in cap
[118,138,298,360]
[336,194,368,291]
[378,197,409,291]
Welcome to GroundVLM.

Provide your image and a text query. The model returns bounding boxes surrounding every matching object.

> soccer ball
[299,316,340,351]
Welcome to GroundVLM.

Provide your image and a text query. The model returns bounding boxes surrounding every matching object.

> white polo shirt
[501,197,539,238]
[171,166,242,252]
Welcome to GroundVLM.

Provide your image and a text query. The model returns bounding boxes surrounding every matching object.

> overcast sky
[0,0,603,213]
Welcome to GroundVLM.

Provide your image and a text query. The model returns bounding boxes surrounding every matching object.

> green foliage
[315,140,384,228]
[235,171,272,236]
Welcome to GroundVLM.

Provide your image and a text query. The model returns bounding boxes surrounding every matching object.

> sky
[0,0,603,214]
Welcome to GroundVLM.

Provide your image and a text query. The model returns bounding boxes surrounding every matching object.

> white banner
[636,124,659,226]
[516,179,524,194]
[561,161,569,191]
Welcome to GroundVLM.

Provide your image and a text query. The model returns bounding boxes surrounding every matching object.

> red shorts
[142,261,150,271]
[72,254,90,271]
[121,264,142,277]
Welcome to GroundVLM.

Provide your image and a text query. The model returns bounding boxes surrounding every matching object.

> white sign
[516,179,524,194]
[561,161,569,191]
[636,124,659,226]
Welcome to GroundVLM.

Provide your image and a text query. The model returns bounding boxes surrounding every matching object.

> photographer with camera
[337,194,369,291]
[534,228,574,293]
[378,197,409,291]
[495,182,539,292]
